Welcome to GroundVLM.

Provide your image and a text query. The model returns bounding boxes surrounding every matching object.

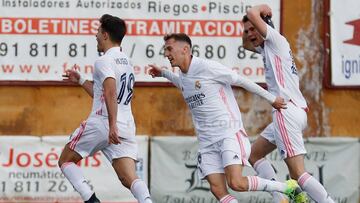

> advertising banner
[151,136,359,203]
[0,0,280,83]
[330,0,360,86]
[0,135,149,203]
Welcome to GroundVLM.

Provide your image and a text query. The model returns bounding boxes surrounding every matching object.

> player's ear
[183,44,190,54]
[103,31,109,40]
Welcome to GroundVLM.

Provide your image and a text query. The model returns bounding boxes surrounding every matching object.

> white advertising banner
[151,136,359,203]
[330,0,360,86]
[0,0,280,83]
[0,135,149,203]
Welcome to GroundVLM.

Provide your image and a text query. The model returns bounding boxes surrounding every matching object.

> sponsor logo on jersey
[185,93,206,109]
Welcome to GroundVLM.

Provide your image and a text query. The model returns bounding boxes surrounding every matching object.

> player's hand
[108,125,121,145]
[146,64,162,78]
[259,4,272,18]
[63,64,81,83]
[272,96,287,110]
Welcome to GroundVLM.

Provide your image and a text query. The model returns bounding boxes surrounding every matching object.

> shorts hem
[200,170,224,180]
[282,151,307,159]
[110,155,137,162]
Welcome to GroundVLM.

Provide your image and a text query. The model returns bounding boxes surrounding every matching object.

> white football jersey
[163,57,245,148]
[90,47,135,136]
[257,24,307,108]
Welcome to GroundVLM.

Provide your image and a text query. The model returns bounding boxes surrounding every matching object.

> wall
[0,0,359,137]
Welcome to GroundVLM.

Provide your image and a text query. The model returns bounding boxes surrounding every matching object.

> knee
[227,177,248,192]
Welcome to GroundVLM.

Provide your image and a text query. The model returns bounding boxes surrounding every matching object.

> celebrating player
[148,33,307,202]
[242,4,334,203]
[58,14,152,203]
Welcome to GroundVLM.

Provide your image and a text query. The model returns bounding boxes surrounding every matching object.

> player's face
[244,21,264,47]
[96,26,105,52]
[164,38,186,67]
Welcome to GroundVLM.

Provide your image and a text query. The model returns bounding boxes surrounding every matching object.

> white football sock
[254,158,289,202]
[220,194,238,203]
[130,179,152,203]
[61,162,93,201]
[298,172,335,203]
[247,176,287,193]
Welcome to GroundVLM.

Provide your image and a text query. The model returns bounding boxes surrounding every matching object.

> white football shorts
[197,129,251,179]
[261,101,307,159]
[67,116,138,162]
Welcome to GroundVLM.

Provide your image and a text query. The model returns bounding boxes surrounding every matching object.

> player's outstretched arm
[147,64,163,78]
[147,64,181,89]
[81,80,94,98]
[246,4,272,38]
[62,64,94,97]
[234,75,286,110]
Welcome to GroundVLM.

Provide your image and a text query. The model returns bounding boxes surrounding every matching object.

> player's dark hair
[164,33,192,48]
[242,14,275,29]
[242,15,249,23]
[99,14,126,44]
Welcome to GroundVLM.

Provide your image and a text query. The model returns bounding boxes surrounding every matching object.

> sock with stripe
[219,194,238,203]
[130,179,153,203]
[247,176,288,193]
[298,172,335,203]
[61,162,93,201]
[254,158,289,202]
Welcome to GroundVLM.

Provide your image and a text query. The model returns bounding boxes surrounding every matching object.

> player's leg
[206,174,238,203]
[224,162,299,196]
[104,137,152,203]
[249,125,289,202]
[249,135,277,165]
[221,135,300,197]
[58,120,101,203]
[197,147,238,202]
[112,157,152,203]
[274,103,334,203]
[285,155,335,203]
[58,144,97,202]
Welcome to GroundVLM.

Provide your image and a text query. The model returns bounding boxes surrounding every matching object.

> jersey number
[117,73,134,105]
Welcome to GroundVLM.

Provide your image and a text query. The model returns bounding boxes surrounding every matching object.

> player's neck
[180,55,192,74]
[103,42,121,53]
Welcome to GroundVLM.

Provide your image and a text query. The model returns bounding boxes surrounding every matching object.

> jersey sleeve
[232,75,276,104]
[94,58,116,85]
[207,61,238,85]
[161,69,181,89]
[208,61,276,103]
[265,24,289,54]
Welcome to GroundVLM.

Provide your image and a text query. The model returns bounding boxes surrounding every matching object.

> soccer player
[242,4,335,203]
[58,14,152,203]
[148,33,307,203]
